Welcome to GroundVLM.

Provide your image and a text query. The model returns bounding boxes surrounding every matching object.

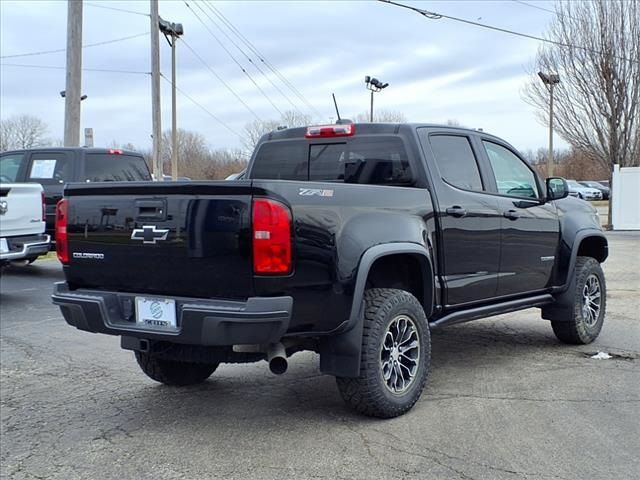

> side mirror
[546,177,569,201]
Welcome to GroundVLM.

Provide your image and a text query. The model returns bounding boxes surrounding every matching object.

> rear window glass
[84,154,151,182]
[251,137,413,185]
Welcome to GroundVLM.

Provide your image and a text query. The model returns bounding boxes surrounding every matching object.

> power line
[184,1,284,117]
[0,63,149,75]
[512,0,557,16]
[205,0,323,119]
[198,1,307,117]
[180,37,262,122]
[0,32,149,59]
[160,73,242,140]
[84,2,149,17]
[379,0,639,65]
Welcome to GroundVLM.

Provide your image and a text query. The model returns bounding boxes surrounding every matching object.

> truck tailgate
[63,181,254,299]
[0,183,44,238]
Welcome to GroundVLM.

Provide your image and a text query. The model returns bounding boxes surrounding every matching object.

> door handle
[135,199,167,220]
[503,209,520,220]
[446,206,467,218]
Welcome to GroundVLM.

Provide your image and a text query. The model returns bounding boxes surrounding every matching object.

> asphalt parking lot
[1,232,639,480]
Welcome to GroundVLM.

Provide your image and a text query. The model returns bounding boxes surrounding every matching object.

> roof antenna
[332,93,352,124]
[332,93,341,122]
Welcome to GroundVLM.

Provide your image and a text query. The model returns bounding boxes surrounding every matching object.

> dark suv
[0,148,151,246]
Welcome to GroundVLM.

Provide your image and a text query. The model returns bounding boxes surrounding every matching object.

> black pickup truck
[0,147,151,248]
[52,123,608,418]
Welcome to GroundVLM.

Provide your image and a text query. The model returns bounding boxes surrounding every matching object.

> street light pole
[365,76,389,122]
[159,17,183,181]
[548,82,555,177]
[537,71,560,178]
[370,90,374,123]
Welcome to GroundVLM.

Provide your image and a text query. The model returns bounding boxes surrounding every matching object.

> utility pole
[538,71,560,177]
[364,76,389,122]
[150,0,162,180]
[160,18,184,180]
[64,0,83,147]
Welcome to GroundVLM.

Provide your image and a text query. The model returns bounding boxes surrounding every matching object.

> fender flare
[543,229,608,321]
[557,229,608,293]
[319,242,434,378]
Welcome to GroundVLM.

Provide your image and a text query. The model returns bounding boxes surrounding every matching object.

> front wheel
[336,288,431,418]
[551,257,606,344]
[135,351,218,386]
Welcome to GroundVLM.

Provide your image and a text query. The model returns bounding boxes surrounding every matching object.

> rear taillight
[108,149,123,155]
[55,199,68,264]
[305,124,355,138]
[252,198,292,275]
[41,191,46,222]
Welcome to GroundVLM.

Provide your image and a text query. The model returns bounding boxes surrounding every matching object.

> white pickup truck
[0,183,50,266]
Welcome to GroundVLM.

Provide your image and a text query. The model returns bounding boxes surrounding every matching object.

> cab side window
[483,141,539,199]
[0,153,26,183]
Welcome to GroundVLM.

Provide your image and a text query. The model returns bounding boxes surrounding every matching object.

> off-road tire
[336,288,431,418]
[135,351,218,386]
[551,256,606,344]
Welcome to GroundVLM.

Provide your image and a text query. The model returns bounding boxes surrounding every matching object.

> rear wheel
[336,288,430,418]
[134,351,218,386]
[551,257,606,344]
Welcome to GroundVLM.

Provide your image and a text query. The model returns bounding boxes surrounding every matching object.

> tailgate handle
[135,199,167,220]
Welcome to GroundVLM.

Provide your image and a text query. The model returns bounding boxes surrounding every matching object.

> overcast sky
[0,0,568,153]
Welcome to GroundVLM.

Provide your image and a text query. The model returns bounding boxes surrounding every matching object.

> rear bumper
[52,282,293,346]
[0,234,50,261]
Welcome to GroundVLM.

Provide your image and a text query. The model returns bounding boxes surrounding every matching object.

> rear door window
[428,135,484,191]
[27,152,73,184]
[0,152,26,182]
[84,154,151,182]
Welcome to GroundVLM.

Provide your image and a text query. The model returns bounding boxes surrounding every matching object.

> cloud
[0,0,565,152]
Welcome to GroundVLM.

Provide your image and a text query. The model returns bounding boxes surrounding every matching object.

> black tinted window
[84,154,151,182]
[250,142,307,181]
[27,152,73,184]
[251,137,412,185]
[310,137,412,185]
[0,153,25,182]
[429,135,483,191]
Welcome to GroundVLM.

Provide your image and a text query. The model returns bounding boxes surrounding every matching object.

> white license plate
[0,238,8,254]
[135,297,177,330]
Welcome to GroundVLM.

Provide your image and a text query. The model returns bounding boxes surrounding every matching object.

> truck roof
[261,122,504,143]
[2,147,143,156]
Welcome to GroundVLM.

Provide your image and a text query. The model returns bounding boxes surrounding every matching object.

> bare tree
[242,110,312,152]
[354,109,407,123]
[0,115,49,151]
[523,0,640,173]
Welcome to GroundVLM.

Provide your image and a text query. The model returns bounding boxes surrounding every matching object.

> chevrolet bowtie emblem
[131,225,169,244]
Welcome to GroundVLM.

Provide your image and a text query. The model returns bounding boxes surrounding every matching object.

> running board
[429,294,554,330]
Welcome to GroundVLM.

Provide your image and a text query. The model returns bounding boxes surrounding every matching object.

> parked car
[225,170,245,180]
[0,183,49,267]
[0,148,151,248]
[52,123,607,418]
[566,179,602,200]
[579,180,610,200]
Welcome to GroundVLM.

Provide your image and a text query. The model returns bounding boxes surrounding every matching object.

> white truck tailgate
[0,183,45,238]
